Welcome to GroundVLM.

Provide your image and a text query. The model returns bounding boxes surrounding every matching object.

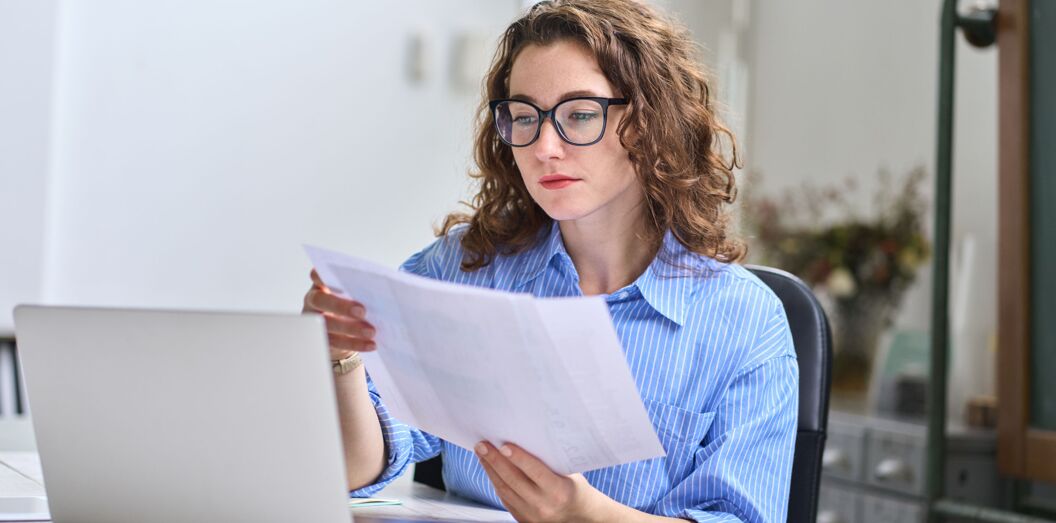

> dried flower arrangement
[741,166,932,391]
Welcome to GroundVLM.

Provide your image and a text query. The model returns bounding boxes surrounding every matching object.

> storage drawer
[861,493,924,523]
[864,424,926,496]
[818,482,860,523]
[824,417,867,482]
[945,454,1001,506]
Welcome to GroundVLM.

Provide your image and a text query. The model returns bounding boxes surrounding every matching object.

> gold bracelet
[331,352,364,375]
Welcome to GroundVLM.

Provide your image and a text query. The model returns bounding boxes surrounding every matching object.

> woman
[303,1,798,521]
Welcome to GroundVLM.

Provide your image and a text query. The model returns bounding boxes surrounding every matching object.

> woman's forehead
[508,41,614,104]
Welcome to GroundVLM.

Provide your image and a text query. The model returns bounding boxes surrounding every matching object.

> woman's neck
[558,209,660,296]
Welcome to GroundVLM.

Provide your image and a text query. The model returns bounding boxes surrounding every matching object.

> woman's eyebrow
[508,89,605,103]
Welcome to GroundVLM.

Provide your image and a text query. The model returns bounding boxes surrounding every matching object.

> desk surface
[0,452,515,522]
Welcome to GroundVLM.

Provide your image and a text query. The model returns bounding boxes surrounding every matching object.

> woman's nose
[532,119,566,161]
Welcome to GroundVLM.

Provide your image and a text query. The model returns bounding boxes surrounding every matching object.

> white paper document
[304,245,665,474]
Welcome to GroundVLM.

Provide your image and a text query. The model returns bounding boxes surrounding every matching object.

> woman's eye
[512,115,537,126]
[569,112,599,123]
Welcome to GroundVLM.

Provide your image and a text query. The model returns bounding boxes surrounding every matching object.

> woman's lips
[539,174,580,190]
[540,179,579,190]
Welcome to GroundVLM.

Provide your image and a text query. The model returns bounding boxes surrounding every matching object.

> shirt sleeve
[654,305,799,522]
[347,372,443,497]
[347,240,450,497]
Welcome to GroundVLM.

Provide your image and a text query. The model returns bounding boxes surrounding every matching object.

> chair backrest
[746,265,833,523]
[415,265,833,522]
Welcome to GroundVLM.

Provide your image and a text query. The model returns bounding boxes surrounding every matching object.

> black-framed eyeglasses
[489,97,629,147]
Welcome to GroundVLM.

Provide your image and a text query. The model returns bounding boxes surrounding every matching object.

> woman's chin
[539,205,591,222]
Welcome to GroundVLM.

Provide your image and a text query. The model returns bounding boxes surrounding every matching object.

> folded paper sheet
[304,245,665,474]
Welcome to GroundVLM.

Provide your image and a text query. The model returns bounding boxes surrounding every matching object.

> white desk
[0,452,515,522]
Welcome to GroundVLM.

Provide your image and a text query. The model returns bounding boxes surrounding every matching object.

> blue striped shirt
[350,222,798,522]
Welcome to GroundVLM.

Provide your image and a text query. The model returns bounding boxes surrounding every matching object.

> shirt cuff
[680,508,750,522]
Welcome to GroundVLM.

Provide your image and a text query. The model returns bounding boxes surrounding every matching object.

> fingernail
[475,443,488,456]
[500,445,513,457]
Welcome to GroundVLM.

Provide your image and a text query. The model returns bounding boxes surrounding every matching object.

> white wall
[659,0,751,148]
[743,0,998,412]
[3,0,1001,416]
[0,0,58,335]
[33,1,518,318]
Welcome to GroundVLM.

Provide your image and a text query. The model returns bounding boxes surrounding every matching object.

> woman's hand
[474,441,608,523]
[302,269,377,361]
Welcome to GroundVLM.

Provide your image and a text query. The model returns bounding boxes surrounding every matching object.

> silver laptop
[13,305,352,523]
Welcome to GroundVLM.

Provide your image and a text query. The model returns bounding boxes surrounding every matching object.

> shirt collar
[633,230,704,326]
[514,221,571,287]
[515,223,706,326]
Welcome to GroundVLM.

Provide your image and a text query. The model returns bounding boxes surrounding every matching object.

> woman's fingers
[323,314,375,339]
[304,288,367,319]
[321,308,376,355]
[328,333,377,353]
[493,443,560,491]
[309,269,327,290]
[304,269,377,355]
[477,453,528,515]
[476,442,540,498]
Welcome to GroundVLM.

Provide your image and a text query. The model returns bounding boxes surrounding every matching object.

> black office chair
[746,265,832,523]
[413,265,832,522]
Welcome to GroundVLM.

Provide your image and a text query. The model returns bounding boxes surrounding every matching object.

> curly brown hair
[439,0,745,271]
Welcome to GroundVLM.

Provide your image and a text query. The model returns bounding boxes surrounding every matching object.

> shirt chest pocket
[643,399,716,475]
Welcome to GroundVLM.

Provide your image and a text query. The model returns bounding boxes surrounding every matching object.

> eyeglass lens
[493,99,606,146]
